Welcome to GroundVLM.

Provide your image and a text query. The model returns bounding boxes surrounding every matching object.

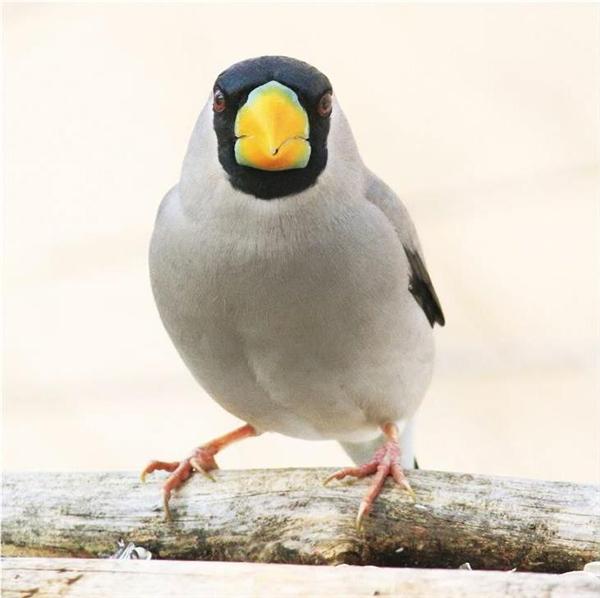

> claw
[323,472,339,486]
[356,500,370,531]
[403,484,416,501]
[391,463,416,499]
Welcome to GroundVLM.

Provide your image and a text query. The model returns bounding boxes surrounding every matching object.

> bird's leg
[324,422,414,529]
[141,423,258,521]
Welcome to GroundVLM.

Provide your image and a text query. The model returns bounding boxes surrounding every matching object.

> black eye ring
[317,92,333,117]
[213,88,226,113]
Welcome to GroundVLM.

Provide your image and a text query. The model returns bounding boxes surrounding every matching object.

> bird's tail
[338,418,417,469]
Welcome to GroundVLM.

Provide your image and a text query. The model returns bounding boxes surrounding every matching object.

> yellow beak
[234,81,311,171]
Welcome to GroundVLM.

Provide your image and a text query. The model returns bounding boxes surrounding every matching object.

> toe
[162,490,173,522]
[162,460,193,494]
[323,468,358,485]
[324,462,379,485]
[160,460,193,521]
[141,460,180,483]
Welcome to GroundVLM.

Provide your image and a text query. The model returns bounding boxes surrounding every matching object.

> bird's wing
[364,172,445,328]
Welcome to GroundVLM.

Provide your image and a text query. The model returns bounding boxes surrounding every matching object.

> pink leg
[325,423,414,529]
[141,423,258,521]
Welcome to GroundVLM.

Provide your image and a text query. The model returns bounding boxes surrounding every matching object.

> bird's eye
[317,92,333,117]
[213,89,226,113]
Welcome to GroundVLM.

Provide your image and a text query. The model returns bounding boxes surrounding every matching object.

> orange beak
[234,81,311,171]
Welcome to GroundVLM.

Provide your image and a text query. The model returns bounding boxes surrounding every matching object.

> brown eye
[213,88,226,113]
[317,92,333,117]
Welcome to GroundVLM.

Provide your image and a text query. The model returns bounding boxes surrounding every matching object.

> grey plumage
[150,64,443,468]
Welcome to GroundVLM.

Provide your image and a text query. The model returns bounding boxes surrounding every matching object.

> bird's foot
[324,424,414,529]
[141,446,219,521]
[141,423,257,521]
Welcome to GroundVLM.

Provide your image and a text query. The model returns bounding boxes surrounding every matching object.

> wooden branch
[3,558,600,598]
[2,469,598,573]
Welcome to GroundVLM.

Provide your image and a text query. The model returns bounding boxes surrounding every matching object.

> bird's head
[210,56,334,200]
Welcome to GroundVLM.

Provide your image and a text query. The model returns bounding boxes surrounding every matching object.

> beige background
[3,4,599,483]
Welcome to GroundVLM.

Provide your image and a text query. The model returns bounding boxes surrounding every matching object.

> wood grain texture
[3,558,600,598]
[2,469,599,572]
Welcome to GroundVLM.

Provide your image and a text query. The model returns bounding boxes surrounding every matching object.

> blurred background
[3,4,599,483]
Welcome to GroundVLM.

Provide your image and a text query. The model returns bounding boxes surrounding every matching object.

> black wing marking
[403,246,445,328]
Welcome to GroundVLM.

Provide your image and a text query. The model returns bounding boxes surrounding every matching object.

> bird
[142,56,445,527]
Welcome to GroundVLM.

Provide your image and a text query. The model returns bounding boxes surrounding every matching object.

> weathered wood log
[2,469,598,573]
[3,558,600,597]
